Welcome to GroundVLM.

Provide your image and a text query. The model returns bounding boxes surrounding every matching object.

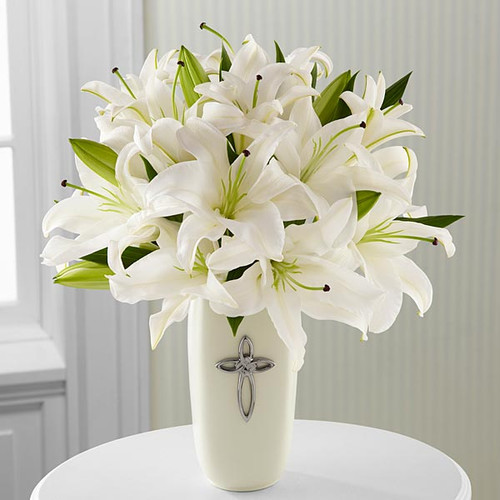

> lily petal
[150,296,191,349]
[201,102,246,135]
[363,255,403,333]
[285,197,353,255]
[225,202,285,261]
[210,263,265,317]
[230,34,270,81]
[81,81,132,106]
[177,213,225,272]
[392,255,433,316]
[207,237,258,273]
[177,118,229,175]
[265,288,307,371]
[41,221,127,266]
[42,193,102,237]
[246,158,299,204]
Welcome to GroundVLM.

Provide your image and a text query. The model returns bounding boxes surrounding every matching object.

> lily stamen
[271,260,330,293]
[111,67,136,99]
[192,248,209,274]
[286,274,330,292]
[61,180,115,203]
[301,123,360,183]
[171,61,184,121]
[219,154,248,218]
[360,220,438,246]
[252,74,262,108]
[61,180,139,216]
[199,22,234,54]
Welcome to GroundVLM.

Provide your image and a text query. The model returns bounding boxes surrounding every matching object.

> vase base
[208,477,280,492]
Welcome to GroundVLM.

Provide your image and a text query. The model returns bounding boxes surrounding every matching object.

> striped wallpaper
[144,1,499,497]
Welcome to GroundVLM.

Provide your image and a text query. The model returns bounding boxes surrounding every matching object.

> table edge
[30,419,471,500]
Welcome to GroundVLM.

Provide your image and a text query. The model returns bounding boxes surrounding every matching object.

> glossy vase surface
[187,298,298,491]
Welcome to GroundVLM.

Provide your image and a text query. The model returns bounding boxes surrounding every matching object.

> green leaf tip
[227,316,244,337]
[219,43,232,81]
[356,190,381,220]
[333,71,359,120]
[395,214,464,228]
[226,262,255,282]
[311,62,318,90]
[178,45,210,107]
[140,154,158,181]
[274,41,286,63]
[313,70,352,125]
[69,138,118,186]
[382,71,412,109]
[82,245,156,269]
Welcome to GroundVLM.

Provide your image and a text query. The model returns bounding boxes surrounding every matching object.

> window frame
[0,0,40,334]
[0,0,150,456]
[0,0,67,380]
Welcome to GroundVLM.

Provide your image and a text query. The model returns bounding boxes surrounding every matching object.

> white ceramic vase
[187,298,298,491]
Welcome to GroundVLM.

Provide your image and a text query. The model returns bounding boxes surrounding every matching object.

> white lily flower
[41,154,139,266]
[210,198,382,370]
[41,34,461,371]
[132,117,194,175]
[340,72,424,151]
[145,118,300,272]
[196,35,318,143]
[275,98,410,219]
[107,225,237,349]
[285,46,333,80]
[352,199,456,333]
[82,47,217,151]
[41,136,186,267]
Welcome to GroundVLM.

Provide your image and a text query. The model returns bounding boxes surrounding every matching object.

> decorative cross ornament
[216,335,275,422]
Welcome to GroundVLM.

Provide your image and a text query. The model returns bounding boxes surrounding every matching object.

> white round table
[31,420,471,499]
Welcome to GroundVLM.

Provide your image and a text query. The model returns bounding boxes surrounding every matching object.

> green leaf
[284,219,306,228]
[69,138,118,186]
[82,246,156,269]
[81,248,108,265]
[219,43,232,81]
[226,134,238,164]
[226,262,255,282]
[395,215,464,228]
[333,71,358,120]
[227,316,244,337]
[311,62,318,90]
[140,154,157,181]
[313,70,351,126]
[53,261,112,290]
[382,72,412,109]
[274,40,286,63]
[166,213,184,223]
[179,45,210,107]
[356,190,381,220]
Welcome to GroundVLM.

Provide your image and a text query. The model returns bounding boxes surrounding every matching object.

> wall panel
[145,1,499,497]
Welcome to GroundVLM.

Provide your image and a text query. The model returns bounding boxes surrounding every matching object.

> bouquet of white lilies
[42,26,462,370]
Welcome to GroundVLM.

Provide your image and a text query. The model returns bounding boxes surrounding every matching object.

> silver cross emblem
[216,335,275,422]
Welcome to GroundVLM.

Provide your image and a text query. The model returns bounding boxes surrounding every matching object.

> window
[0,0,43,335]
[0,0,17,304]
